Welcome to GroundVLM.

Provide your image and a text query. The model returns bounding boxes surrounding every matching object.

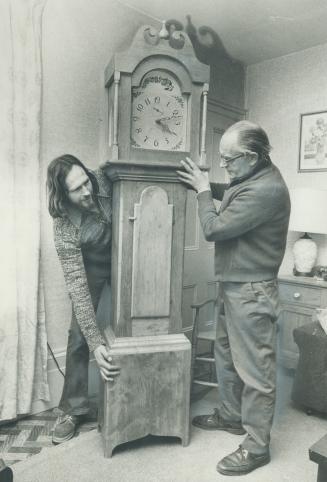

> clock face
[131,70,187,152]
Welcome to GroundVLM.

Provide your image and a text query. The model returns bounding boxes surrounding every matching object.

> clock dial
[131,70,187,151]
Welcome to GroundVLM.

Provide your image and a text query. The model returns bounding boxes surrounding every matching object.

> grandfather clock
[99,23,210,457]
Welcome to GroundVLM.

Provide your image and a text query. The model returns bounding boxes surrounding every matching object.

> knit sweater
[197,163,290,282]
[53,168,112,352]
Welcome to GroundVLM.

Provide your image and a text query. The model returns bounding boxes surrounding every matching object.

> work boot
[192,408,245,435]
[52,414,79,444]
[217,445,270,476]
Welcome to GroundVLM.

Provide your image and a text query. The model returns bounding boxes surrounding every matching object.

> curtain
[0,0,49,421]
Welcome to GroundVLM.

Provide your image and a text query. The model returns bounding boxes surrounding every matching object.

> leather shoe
[217,445,270,476]
[192,408,245,435]
[52,414,79,444]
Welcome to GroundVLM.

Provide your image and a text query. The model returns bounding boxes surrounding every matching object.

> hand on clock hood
[177,157,210,194]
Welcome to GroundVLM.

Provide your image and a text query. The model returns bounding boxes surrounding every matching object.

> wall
[245,42,327,275]
[40,0,153,408]
[40,1,246,409]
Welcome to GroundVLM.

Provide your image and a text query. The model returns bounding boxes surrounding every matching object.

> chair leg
[190,307,200,389]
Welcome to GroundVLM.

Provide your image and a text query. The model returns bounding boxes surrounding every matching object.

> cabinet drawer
[279,283,321,307]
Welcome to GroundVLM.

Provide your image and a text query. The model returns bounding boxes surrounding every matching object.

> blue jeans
[58,278,108,416]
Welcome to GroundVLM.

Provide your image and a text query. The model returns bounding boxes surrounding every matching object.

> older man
[178,121,290,476]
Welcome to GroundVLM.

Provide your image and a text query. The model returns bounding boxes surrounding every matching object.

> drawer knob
[293,292,301,299]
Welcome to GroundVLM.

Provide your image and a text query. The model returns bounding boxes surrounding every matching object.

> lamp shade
[289,189,327,234]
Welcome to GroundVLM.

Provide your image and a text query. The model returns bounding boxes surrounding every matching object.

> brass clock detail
[131,70,187,151]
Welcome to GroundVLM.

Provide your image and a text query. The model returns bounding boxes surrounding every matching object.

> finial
[159,20,169,39]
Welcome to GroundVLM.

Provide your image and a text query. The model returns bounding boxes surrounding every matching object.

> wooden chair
[191,294,222,393]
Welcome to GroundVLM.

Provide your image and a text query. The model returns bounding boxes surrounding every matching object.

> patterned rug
[0,407,97,467]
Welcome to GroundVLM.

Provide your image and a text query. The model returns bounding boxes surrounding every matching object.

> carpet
[0,408,97,467]
[12,387,327,482]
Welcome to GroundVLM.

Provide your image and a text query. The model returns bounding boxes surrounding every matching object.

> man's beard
[80,196,96,210]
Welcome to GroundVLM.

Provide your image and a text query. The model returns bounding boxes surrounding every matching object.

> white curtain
[0,0,49,421]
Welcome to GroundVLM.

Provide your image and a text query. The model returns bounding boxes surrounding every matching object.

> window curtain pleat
[0,0,49,421]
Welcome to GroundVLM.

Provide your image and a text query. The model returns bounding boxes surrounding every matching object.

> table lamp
[288,189,327,276]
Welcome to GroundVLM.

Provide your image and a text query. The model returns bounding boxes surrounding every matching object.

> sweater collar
[66,204,82,228]
[229,156,272,187]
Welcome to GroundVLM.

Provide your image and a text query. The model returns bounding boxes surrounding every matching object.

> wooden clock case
[98,24,210,457]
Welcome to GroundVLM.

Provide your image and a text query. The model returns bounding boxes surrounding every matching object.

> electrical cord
[47,342,65,378]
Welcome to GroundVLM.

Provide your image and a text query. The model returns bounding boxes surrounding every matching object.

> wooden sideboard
[278,275,327,369]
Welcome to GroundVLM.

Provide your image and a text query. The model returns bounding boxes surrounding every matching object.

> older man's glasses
[219,153,244,167]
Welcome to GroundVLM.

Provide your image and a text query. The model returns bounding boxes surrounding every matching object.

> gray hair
[225,120,272,160]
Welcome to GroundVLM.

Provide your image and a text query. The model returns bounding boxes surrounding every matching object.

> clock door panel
[131,186,173,320]
[109,174,187,337]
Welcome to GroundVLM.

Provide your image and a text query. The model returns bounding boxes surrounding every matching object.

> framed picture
[299,110,327,172]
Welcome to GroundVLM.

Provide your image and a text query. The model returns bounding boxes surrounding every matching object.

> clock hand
[155,119,177,136]
[158,115,183,122]
[164,124,177,136]
[153,107,164,115]
[167,127,177,136]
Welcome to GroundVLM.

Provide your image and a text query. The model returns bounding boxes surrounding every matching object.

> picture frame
[299,110,327,172]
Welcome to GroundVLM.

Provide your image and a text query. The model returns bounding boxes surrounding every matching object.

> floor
[1,368,326,476]
[0,365,210,468]
[0,405,97,467]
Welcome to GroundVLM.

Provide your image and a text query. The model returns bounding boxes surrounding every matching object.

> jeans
[215,280,280,454]
[58,277,108,416]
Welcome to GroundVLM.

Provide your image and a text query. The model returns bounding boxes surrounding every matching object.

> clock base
[98,330,191,457]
